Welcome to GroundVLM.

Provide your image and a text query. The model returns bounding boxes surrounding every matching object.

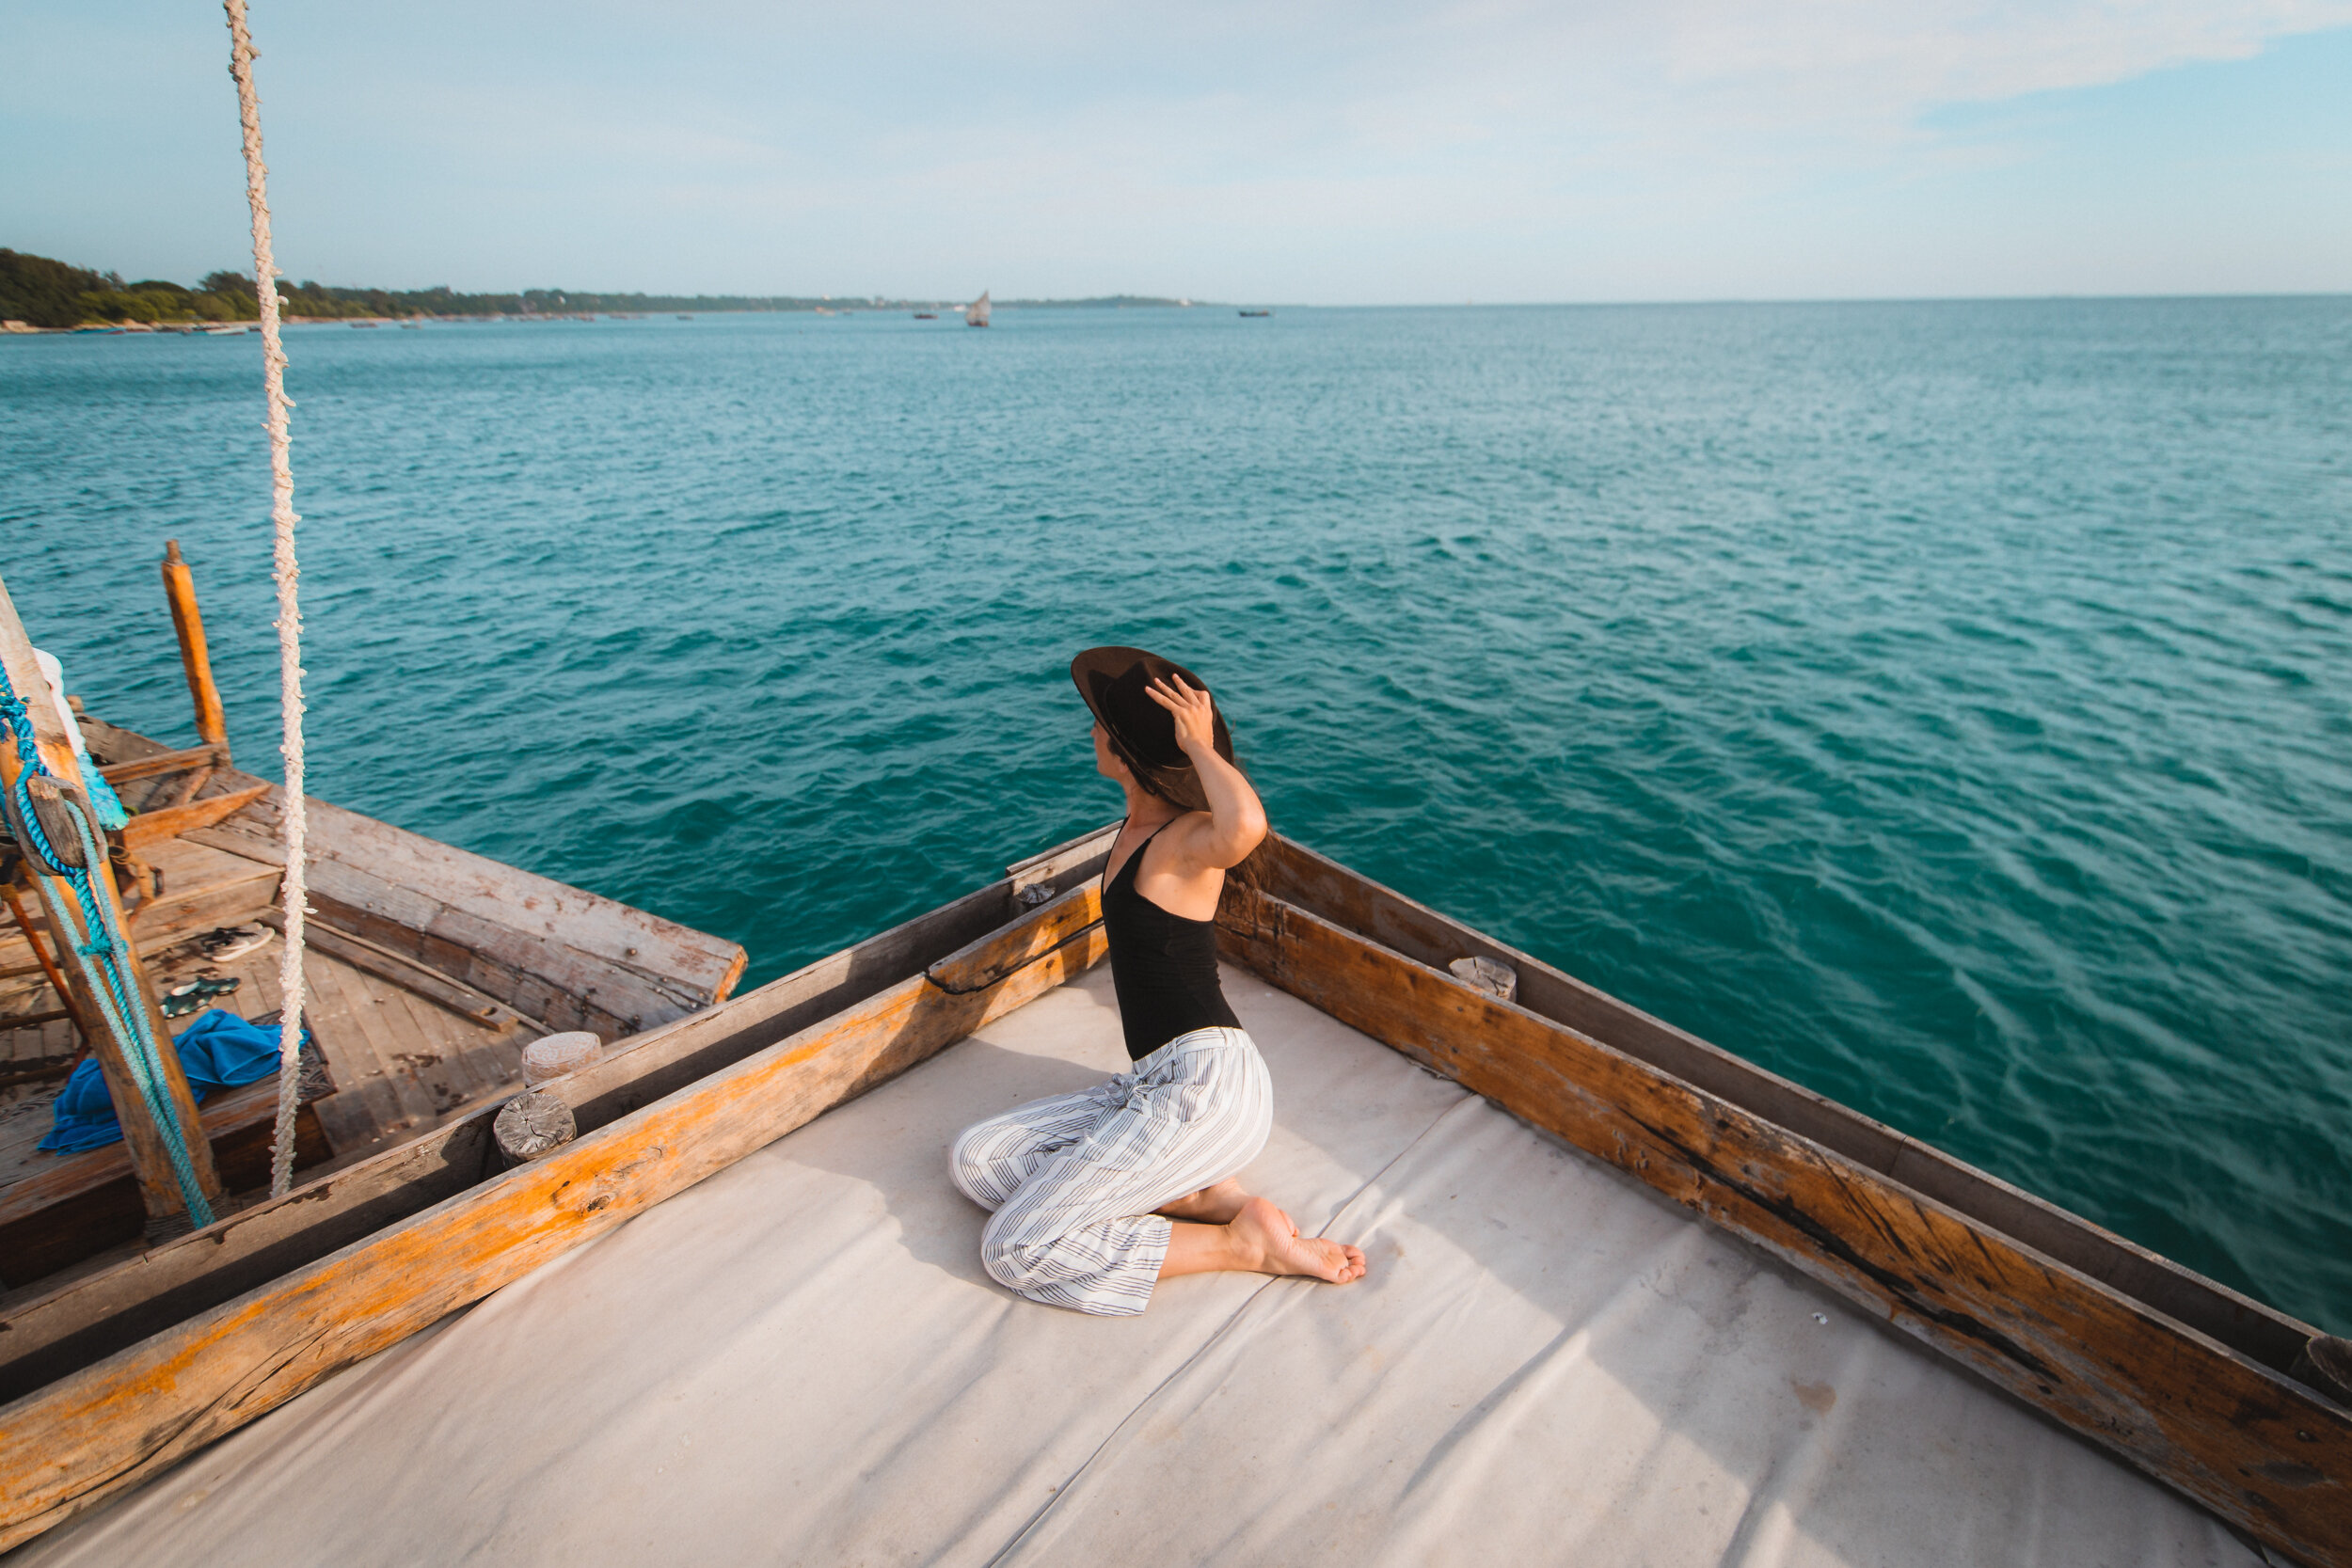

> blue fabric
[86,769,131,832]
[38,1010,310,1154]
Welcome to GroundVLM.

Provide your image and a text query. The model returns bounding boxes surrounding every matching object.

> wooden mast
[0,572,223,1230]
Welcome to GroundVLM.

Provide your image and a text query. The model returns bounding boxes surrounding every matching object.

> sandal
[197,925,272,962]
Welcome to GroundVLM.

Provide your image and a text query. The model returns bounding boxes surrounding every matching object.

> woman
[948,647,1368,1315]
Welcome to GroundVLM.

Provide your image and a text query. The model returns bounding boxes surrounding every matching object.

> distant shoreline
[2,248,1222,330]
[2,301,1233,335]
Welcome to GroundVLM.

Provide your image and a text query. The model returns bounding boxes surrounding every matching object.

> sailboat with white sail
[965,291,991,327]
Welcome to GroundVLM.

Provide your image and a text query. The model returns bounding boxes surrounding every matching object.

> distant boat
[399,322,423,330]
[350,321,380,328]
[913,311,938,321]
[965,292,991,328]
[676,313,693,320]
[1239,309,1272,318]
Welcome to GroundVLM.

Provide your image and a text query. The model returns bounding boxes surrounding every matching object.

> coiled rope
[223,0,310,1200]
[0,684,216,1227]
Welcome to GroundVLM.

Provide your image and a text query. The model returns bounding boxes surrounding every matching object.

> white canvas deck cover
[20,965,2260,1566]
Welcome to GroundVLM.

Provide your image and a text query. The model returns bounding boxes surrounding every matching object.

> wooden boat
[966,291,992,327]
[3,810,2348,1558]
[0,581,2344,1561]
[0,714,741,1259]
[1239,309,1272,317]
[914,311,939,320]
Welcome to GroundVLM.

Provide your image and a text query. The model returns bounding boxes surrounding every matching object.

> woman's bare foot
[1156,1178,1249,1225]
[1230,1196,1366,1284]
[1156,1196,1370,1283]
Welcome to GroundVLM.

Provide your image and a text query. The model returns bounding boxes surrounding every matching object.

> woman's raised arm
[1144,674,1267,869]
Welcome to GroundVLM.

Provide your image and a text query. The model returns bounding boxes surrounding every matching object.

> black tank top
[1102,819,1242,1060]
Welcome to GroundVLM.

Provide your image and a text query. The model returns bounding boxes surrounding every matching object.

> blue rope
[1,679,215,1227]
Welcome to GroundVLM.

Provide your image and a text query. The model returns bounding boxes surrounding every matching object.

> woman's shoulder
[1147,809,1217,861]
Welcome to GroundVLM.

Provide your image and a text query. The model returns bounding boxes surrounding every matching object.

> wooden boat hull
[0,828,2344,1563]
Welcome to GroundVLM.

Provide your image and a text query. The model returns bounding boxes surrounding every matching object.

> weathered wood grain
[0,1079,328,1289]
[185,785,742,1024]
[1218,886,2350,1568]
[114,784,270,854]
[1006,821,1118,892]
[94,746,222,788]
[0,887,1107,1550]
[76,715,746,1036]
[924,884,1102,994]
[2,886,87,1045]
[123,857,279,949]
[257,910,532,1034]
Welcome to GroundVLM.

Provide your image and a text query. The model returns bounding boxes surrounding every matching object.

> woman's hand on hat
[1146,674,1216,757]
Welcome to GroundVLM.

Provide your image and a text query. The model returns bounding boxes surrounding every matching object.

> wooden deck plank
[375,985,484,1117]
[299,957,419,1146]
[325,953,442,1135]
[179,782,742,1031]
[389,964,518,1116]
[221,943,368,1157]
[0,1093,63,1182]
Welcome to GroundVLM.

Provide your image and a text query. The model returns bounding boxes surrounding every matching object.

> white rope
[223,0,310,1199]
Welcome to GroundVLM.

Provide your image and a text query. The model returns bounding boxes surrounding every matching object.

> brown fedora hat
[1070,647,1234,788]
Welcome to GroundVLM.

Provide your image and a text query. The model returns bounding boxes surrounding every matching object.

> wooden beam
[95,746,223,787]
[0,576,223,1225]
[256,909,536,1034]
[159,542,228,755]
[115,784,271,855]
[1216,887,2350,1568]
[924,884,1101,993]
[0,1053,82,1089]
[3,882,87,1044]
[1006,820,1118,892]
[0,880,1107,1550]
[183,782,745,1033]
[78,711,749,1037]
[0,1074,331,1289]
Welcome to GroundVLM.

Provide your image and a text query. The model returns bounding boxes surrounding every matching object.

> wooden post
[2,881,89,1047]
[159,541,229,759]
[0,573,223,1229]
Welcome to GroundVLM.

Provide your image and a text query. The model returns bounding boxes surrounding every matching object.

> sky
[3,0,2349,303]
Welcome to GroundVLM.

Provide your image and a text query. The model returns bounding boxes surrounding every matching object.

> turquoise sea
[4,300,2347,1332]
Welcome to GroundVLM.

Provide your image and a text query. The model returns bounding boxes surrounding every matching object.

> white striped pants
[950,1026,1274,1316]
